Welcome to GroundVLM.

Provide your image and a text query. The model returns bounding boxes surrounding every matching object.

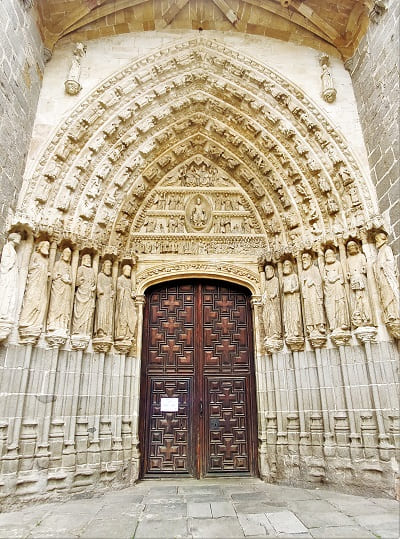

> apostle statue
[322,248,350,333]
[282,259,303,343]
[115,264,137,349]
[300,252,326,339]
[94,259,114,339]
[47,247,72,333]
[346,241,372,327]
[19,240,50,338]
[0,233,21,340]
[374,232,400,337]
[262,264,282,349]
[72,254,96,337]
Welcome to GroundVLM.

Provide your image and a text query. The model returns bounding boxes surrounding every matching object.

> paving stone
[210,500,236,517]
[266,510,309,534]
[296,511,357,529]
[97,502,145,518]
[143,502,187,519]
[184,493,230,503]
[79,517,138,538]
[27,512,93,537]
[189,516,245,538]
[237,513,272,536]
[134,518,189,538]
[310,525,377,538]
[352,511,400,533]
[328,499,390,516]
[287,499,337,513]
[370,497,400,511]
[234,501,287,514]
[187,502,212,518]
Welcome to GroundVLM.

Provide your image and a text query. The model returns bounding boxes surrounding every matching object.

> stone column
[129,294,145,481]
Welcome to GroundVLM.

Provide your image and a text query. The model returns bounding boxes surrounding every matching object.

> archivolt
[18,37,381,254]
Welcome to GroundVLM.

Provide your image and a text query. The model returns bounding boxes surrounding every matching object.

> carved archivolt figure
[72,254,96,336]
[115,264,137,344]
[300,253,326,337]
[323,249,350,332]
[19,241,50,333]
[262,264,282,340]
[282,259,303,340]
[346,241,372,327]
[374,232,400,327]
[94,259,114,339]
[0,233,21,326]
[47,247,72,332]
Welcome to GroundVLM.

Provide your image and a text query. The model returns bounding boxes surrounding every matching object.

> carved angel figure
[282,259,303,340]
[0,233,21,326]
[346,241,372,327]
[72,254,96,336]
[300,253,326,337]
[262,264,282,340]
[19,241,50,333]
[47,247,72,332]
[115,265,137,343]
[374,232,400,325]
[94,259,114,339]
[323,249,350,332]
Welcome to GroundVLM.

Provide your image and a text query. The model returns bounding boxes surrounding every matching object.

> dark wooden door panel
[141,280,257,478]
[206,377,250,473]
[146,377,192,474]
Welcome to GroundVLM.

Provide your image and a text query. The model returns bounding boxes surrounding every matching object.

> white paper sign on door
[160,397,179,412]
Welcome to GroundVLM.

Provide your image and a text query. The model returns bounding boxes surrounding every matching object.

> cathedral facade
[0,0,399,503]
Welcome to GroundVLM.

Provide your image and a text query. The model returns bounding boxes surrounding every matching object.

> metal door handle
[199,400,203,416]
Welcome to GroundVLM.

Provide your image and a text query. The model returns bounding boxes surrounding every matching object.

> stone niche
[0,35,399,505]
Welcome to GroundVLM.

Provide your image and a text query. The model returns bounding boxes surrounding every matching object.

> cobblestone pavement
[0,478,398,538]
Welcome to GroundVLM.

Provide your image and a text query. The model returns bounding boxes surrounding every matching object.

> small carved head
[301,252,312,269]
[102,259,112,275]
[38,240,50,256]
[282,259,293,275]
[265,264,275,280]
[346,240,360,256]
[324,248,336,264]
[374,231,387,249]
[122,264,132,277]
[62,247,72,262]
[82,253,92,267]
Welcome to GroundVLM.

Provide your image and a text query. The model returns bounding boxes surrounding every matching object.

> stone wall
[348,0,400,256]
[0,1,44,247]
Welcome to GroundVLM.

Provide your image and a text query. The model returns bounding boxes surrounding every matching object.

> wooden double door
[140,280,258,478]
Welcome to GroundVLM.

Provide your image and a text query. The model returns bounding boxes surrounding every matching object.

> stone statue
[72,254,96,336]
[19,240,50,337]
[94,259,114,339]
[47,247,72,333]
[300,252,326,338]
[65,42,86,95]
[115,264,137,347]
[0,232,21,340]
[374,232,400,336]
[346,241,372,327]
[282,259,303,342]
[323,248,350,333]
[262,264,282,343]
[191,196,207,228]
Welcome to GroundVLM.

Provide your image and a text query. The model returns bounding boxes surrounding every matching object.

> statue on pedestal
[0,233,21,341]
[323,248,350,333]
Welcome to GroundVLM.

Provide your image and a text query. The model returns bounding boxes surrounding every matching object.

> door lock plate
[210,417,220,429]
